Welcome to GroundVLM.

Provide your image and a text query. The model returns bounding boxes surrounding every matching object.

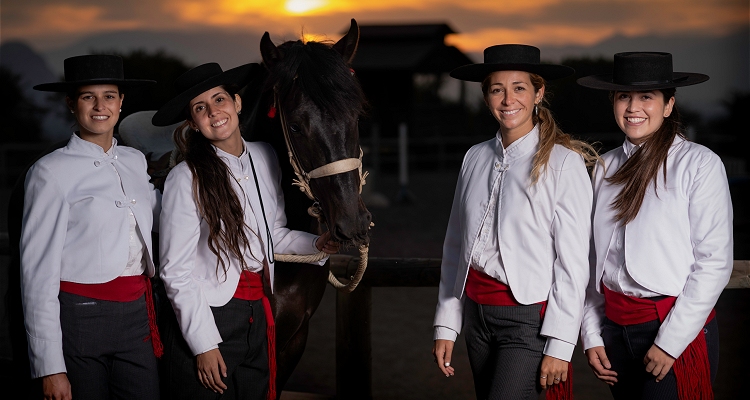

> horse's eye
[289,124,301,134]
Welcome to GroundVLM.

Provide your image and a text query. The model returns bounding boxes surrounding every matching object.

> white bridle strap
[276,93,368,201]
[306,157,361,179]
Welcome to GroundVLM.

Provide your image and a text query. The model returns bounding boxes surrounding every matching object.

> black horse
[240,19,372,395]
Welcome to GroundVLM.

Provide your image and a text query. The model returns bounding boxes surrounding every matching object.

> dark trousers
[602,316,719,400]
[59,291,160,400]
[463,297,546,400]
[159,297,269,400]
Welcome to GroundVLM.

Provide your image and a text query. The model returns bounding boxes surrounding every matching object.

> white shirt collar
[69,132,118,158]
[494,124,540,163]
[622,138,640,158]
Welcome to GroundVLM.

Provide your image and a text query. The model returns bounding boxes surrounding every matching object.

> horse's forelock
[267,40,365,124]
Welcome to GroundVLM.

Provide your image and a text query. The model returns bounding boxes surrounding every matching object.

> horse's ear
[332,18,359,65]
[260,32,280,70]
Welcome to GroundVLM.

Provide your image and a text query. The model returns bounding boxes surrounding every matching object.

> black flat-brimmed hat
[152,62,260,127]
[450,44,574,82]
[33,55,155,92]
[577,52,709,90]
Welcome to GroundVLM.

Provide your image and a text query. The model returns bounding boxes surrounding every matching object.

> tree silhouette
[545,57,621,153]
[0,67,44,144]
[92,49,193,121]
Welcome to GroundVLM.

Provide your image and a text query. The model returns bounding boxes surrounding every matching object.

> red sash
[59,275,163,358]
[234,271,276,400]
[465,268,572,400]
[603,285,715,400]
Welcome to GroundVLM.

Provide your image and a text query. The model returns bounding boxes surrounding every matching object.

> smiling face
[188,86,243,153]
[484,70,544,142]
[613,90,675,145]
[67,84,123,144]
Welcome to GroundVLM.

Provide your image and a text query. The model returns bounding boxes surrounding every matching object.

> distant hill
[0,41,70,142]
[40,28,269,75]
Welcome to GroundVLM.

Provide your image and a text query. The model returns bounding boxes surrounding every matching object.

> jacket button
[94,160,101,167]
[130,199,137,204]
[115,200,123,207]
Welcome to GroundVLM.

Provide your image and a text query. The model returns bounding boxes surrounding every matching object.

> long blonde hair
[483,72,600,184]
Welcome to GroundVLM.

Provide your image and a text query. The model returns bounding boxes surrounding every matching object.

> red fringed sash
[234,271,276,400]
[603,285,715,400]
[60,275,163,358]
[465,268,573,400]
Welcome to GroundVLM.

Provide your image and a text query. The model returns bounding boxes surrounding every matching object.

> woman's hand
[315,231,340,254]
[432,339,455,377]
[540,355,569,390]
[644,344,675,382]
[42,373,72,400]
[196,348,228,394]
[585,346,618,385]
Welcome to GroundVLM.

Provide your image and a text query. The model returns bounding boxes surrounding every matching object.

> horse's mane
[264,39,366,124]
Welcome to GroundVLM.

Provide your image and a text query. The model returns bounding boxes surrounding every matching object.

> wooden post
[336,284,372,399]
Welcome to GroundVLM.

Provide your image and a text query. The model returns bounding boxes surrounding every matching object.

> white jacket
[434,126,592,361]
[21,134,160,378]
[159,141,324,356]
[581,136,733,358]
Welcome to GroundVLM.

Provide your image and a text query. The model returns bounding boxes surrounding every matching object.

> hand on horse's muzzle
[315,231,340,254]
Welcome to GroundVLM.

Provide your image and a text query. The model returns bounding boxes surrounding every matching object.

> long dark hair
[606,88,680,224]
[173,85,255,279]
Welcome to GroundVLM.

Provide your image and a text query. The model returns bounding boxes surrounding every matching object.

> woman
[22,54,161,400]
[432,44,597,400]
[152,63,339,400]
[578,52,732,400]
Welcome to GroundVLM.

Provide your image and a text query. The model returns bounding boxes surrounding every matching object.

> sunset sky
[1,0,748,120]
[3,0,747,52]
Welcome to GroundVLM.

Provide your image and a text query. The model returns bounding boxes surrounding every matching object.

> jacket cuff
[27,336,66,379]
[653,334,682,359]
[543,337,575,362]
[434,326,458,341]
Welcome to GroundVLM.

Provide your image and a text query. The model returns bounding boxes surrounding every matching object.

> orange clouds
[2,0,747,52]
[446,25,618,52]
[3,5,141,40]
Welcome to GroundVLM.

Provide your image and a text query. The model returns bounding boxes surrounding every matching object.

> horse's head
[260,19,372,247]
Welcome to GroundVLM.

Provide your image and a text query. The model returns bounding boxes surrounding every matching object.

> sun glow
[285,0,327,14]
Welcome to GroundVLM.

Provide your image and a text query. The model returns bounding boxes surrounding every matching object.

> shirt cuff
[581,332,605,351]
[312,235,320,253]
[197,344,219,356]
[434,326,458,342]
[543,337,575,362]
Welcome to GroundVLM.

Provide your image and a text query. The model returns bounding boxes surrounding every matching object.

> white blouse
[581,136,733,358]
[21,134,160,379]
[433,126,592,362]
[159,141,325,356]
